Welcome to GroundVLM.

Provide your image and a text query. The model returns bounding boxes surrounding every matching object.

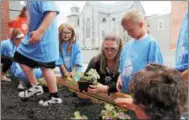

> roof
[79,1,145,16]
[87,1,133,9]
[145,13,170,18]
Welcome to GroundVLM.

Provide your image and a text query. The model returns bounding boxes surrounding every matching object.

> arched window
[102,18,106,23]
[86,18,91,38]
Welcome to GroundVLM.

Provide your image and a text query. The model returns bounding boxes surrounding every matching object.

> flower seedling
[78,69,100,92]
[101,104,131,120]
[71,111,88,120]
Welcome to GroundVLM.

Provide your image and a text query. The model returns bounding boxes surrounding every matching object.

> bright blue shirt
[10,62,43,84]
[62,42,72,72]
[56,41,83,76]
[175,12,188,72]
[16,1,60,62]
[119,34,163,93]
[1,39,16,57]
[1,39,43,84]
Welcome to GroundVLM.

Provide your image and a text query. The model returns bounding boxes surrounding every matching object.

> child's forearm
[38,12,57,35]
[60,65,67,73]
[181,69,188,82]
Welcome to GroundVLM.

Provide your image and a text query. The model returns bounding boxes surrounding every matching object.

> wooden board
[56,76,132,110]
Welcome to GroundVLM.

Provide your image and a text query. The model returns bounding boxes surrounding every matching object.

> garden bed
[1,77,138,120]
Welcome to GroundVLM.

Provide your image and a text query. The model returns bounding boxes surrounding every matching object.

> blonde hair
[58,23,76,53]
[121,9,145,25]
[94,33,123,74]
[10,28,23,41]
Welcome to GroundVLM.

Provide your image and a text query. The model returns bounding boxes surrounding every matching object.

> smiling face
[61,27,72,41]
[103,40,119,60]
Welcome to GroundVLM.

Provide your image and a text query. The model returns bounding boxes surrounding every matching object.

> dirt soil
[1,77,103,120]
[1,76,138,120]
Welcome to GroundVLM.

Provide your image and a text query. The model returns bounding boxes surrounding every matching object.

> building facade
[146,14,171,55]
[0,0,10,40]
[170,1,188,50]
[0,0,25,40]
[67,1,145,48]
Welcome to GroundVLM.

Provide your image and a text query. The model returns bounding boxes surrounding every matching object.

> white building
[67,1,145,48]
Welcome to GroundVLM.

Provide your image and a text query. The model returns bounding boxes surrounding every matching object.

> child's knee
[21,65,33,72]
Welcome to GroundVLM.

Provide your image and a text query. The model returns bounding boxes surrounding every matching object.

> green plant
[57,84,64,90]
[37,77,46,86]
[65,76,76,86]
[101,104,130,120]
[64,72,83,86]
[79,69,100,85]
[71,111,88,120]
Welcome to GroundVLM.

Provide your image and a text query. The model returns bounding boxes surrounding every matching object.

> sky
[55,1,171,25]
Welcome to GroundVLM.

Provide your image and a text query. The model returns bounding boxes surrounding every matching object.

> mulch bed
[1,77,102,120]
[1,76,138,120]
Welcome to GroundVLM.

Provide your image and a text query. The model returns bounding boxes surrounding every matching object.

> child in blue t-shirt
[1,28,24,82]
[13,1,62,106]
[1,28,43,90]
[56,23,83,80]
[116,9,163,93]
[175,12,188,82]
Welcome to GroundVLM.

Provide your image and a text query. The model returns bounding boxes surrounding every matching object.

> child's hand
[88,83,108,93]
[28,30,43,44]
[116,76,122,92]
[114,97,135,111]
[64,71,70,77]
[70,71,75,78]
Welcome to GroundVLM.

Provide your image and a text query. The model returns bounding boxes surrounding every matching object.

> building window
[158,20,164,31]
[112,17,115,21]
[102,18,106,23]
[86,18,91,38]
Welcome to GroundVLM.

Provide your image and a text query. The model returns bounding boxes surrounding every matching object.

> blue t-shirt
[62,42,72,72]
[1,39,43,84]
[1,39,16,57]
[175,12,188,72]
[56,41,83,78]
[10,62,43,84]
[17,1,60,62]
[119,34,163,93]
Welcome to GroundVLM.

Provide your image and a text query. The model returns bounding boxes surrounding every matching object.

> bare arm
[38,12,57,34]
[60,65,69,77]
[181,69,188,82]
[29,12,57,44]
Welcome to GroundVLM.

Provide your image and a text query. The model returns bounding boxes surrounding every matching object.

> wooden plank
[56,76,132,110]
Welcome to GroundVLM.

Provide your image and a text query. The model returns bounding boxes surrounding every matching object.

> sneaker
[18,85,44,98]
[17,83,26,90]
[1,76,11,82]
[39,96,62,107]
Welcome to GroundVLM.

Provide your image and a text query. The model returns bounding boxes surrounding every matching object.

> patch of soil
[1,78,103,120]
[2,76,138,120]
